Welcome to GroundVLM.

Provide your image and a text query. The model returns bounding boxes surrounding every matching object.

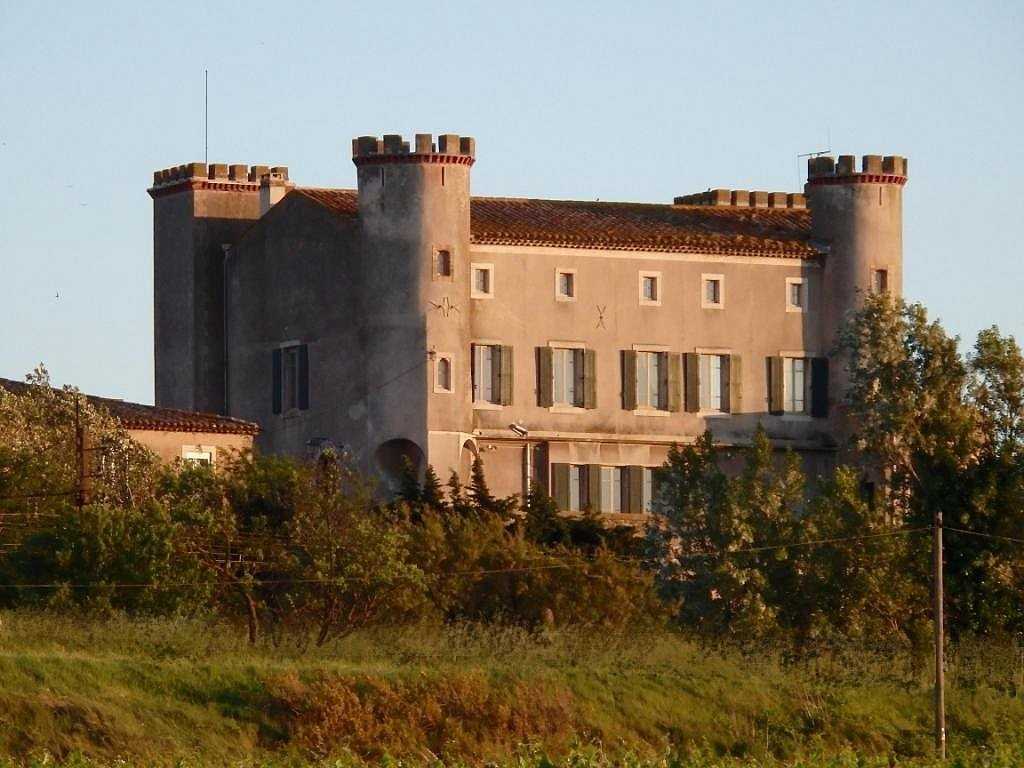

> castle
[149,134,907,512]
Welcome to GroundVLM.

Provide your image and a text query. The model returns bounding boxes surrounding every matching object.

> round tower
[806,154,908,404]
[352,133,475,483]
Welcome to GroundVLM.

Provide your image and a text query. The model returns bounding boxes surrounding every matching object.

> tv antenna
[795,128,831,188]
[204,69,208,165]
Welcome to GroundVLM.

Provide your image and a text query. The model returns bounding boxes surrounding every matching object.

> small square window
[786,277,807,312]
[435,249,452,279]
[556,269,576,301]
[872,269,889,294]
[639,271,661,306]
[702,274,724,309]
[434,355,453,393]
[471,263,494,299]
[183,447,214,467]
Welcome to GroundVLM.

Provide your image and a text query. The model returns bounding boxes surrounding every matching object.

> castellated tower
[149,163,291,414]
[352,134,476,480]
[805,153,908,411]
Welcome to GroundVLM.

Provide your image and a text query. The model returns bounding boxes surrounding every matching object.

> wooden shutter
[536,347,553,407]
[728,354,743,414]
[768,356,785,415]
[499,345,514,405]
[667,354,682,412]
[621,350,637,410]
[627,466,644,513]
[657,353,670,410]
[551,463,570,509]
[272,348,283,414]
[587,464,602,512]
[298,344,310,410]
[489,345,502,404]
[684,352,700,413]
[811,357,829,418]
[583,349,597,409]
[573,348,586,407]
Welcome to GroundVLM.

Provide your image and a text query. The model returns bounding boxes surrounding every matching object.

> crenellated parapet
[674,189,807,210]
[148,162,290,198]
[806,154,907,186]
[351,133,476,166]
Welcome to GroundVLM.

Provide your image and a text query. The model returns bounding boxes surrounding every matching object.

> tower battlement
[351,133,476,165]
[674,189,806,209]
[149,163,289,194]
[807,154,907,185]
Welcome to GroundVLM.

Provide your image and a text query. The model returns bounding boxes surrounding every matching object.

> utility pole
[934,506,946,760]
[74,398,91,510]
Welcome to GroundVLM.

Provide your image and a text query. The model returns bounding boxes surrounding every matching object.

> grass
[0,612,1022,767]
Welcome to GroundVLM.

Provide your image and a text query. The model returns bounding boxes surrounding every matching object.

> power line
[944,526,1024,546]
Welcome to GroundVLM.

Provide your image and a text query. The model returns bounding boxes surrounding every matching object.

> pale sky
[1,0,1021,404]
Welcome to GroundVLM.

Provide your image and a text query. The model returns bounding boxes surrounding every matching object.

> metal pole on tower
[204,69,208,165]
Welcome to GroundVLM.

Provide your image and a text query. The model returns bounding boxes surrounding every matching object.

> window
[435,356,452,393]
[183,447,213,467]
[472,344,512,405]
[784,357,808,413]
[639,271,661,306]
[872,269,889,294]
[642,467,654,513]
[471,263,494,298]
[699,353,725,412]
[702,274,724,309]
[600,466,624,513]
[435,249,452,279]
[552,347,579,406]
[555,269,576,301]
[273,343,308,415]
[636,351,665,409]
[786,277,806,312]
[568,465,582,511]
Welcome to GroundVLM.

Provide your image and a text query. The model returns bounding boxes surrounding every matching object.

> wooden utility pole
[934,507,946,760]
[74,398,91,510]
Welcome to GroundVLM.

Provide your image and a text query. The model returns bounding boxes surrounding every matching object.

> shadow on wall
[374,438,425,493]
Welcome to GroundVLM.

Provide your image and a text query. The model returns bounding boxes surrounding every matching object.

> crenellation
[768,192,788,208]
[351,132,477,162]
[673,188,805,209]
[229,164,248,181]
[750,191,769,208]
[806,153,908,183]
[208,163,229,180]
[149,161,284,190]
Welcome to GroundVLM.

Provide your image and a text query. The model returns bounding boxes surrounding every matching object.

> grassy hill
[0,612,1022,767]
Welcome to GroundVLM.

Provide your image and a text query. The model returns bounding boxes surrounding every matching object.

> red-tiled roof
[293,188,817,259]
[0,378,260,436]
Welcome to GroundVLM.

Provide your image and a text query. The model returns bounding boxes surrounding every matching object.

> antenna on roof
[795,128,831,189]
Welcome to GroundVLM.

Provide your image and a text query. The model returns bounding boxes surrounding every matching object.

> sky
[1,0,1021,404]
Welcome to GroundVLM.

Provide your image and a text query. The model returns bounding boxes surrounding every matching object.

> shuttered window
[784,357,808,413]
[699,354,723,411]
[472,344,513,405]
[543,347,596,409]
[636,352,663,409]
[552,348,577,406]
[272,344,309,415]
[568,465,582,511]
[600,466,624,513]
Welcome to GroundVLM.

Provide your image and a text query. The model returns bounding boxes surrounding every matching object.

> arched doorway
[374,438,425,494]
[458,439,478,483]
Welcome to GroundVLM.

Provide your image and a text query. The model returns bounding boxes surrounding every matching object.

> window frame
[182,446,215,467]
[698,352,725,413]
[701,273,725,309]
[872,268,889,294]
[471,342,498,406]
[600,466,624,513]
[634,348,668,411]
[785,277,807,313]
[554,267,578,302]
[433,247,454,281]
[638,270,662,307]
[434,353,453,394]
[471,262,495,299]
[783,355,810,415]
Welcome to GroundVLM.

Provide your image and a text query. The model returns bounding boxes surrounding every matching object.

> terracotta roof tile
[0,378,260,436]
[295,188,817,259]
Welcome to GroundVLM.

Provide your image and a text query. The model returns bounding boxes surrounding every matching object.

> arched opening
[437,357,452,391]
[458,439,478,483]
[375,438,425,494]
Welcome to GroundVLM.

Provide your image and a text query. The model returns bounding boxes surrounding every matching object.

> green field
[0,612,1021,767]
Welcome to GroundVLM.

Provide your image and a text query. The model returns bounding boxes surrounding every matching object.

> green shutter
[537,347,553,407]
[621,350,637,410]
[657,353,670,410]
[573,348,586,407]
[684,353,700,413]
[627,466,644,513]
[587,464,602,512]
[551,463,570,510]
[584,349,597,409]
[811,357,829,418]
[768,356,785,415]
[728,354,743,414]
[667,354,682,412]
[490,345,502,404]
[499,345,514,405]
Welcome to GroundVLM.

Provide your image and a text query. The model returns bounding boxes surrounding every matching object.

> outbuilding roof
[0,378,260,436]
[293,188,817,259]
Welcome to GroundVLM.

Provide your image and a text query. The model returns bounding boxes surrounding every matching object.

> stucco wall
[128,429,253,465]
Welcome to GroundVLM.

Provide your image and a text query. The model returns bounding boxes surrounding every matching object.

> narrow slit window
[872,269,889,294]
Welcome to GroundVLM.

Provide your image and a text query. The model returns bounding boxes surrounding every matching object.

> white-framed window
[699,353,726,412]
[600,466,624,513]
[434,248,453,280]
[784,357,809,413]
[472,344,496,402]
[702,274,724,309]
[555,268,577,301]
[434,355,453,393]
[552,347,578,406]
[636,351,665,409]
[639,271,661,306]
[568,464,582,511]
[471,263,494,299]
[642,467,654,513]
[786,277,807,312]
[872,268,889,294]
[183,446,214,467]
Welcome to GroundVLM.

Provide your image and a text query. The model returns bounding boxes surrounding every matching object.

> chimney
[259,167,292,215]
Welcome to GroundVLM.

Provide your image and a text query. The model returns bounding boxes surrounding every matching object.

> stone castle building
[149,134,907,513]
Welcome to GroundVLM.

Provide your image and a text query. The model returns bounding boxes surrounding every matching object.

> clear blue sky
[1,0,1021,404]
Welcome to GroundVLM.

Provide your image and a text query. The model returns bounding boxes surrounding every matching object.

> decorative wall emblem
[429,296,460,318]
[595,304,607,329]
